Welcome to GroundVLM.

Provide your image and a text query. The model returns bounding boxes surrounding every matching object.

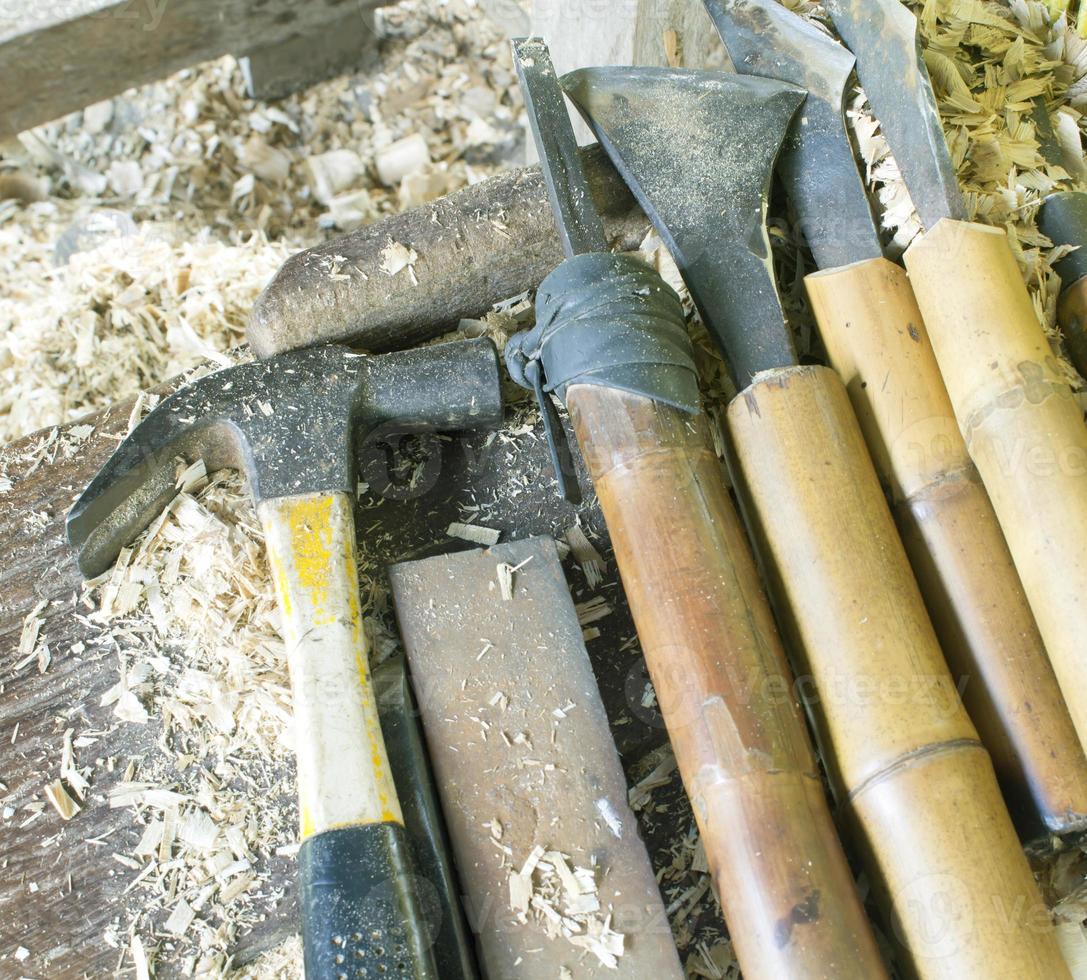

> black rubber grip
[300,822,440,980]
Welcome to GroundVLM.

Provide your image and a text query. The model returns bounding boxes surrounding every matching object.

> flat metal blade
[512,37,608,257]
[704,0,883,269]
[563,67,805,385]
[824,0,966,229]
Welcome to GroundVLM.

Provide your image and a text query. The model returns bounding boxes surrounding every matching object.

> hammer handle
[904,218,1087,760]
[806,257,1087,836]
[565,384,887,980]
[726,366,1066,978]
[259,492,438,980]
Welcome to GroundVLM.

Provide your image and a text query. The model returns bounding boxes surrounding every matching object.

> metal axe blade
[562,66,805,387]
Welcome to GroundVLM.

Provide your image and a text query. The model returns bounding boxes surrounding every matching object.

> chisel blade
[512,36,608,257]
[824,0,966,229]
[704,0,883,269]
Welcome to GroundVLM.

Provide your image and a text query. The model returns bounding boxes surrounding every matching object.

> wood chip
[44,780,80,820]
[447,521,501,546]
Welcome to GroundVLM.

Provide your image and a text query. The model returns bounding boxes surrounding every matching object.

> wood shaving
[447,520,502,546]
[507,844,626,969]
[563,524,605,588]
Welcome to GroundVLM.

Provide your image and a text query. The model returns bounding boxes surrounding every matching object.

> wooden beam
[0,0,383,139]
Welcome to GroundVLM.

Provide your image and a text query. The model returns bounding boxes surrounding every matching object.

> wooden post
[240,8,379,103]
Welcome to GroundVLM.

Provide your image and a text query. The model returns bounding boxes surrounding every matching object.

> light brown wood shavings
[507,844,626,969]
[0,230,288,443]
[835,0,1087,374]
[0,0,520,447]
[575,596,613,627]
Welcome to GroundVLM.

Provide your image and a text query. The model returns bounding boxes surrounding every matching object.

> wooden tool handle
[904,218,1087,760]
[726,366,1066,979]
[807,257,1087,836]
[565,384,887,980]
[260,492,438,979]
[1057,274,1087,381]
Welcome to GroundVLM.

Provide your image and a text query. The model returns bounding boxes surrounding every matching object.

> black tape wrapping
[506,252,700,411]
[504,253,700,502]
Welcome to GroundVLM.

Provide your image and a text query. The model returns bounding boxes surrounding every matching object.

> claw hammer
[67,340,503,978]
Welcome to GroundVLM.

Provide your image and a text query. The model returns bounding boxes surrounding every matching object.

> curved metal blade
[512,37,607,257]
[562,66,805,386]
[824,0,966,229]
[704,0,883,268]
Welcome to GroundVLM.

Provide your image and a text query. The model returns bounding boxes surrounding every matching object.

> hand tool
[373,656,479,980]
[389,536,684,980]
[703,0,1087,839]
[66,339,504,979]
[825,0,1087,765]
[247,145,646,358]
[1038,190,1087,378]
[506,37,887,979]
[564,62,1068,978]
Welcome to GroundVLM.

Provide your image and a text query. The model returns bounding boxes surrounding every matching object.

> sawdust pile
[0,0,521,446]
[85,464,296,974]
[0,232,289,443]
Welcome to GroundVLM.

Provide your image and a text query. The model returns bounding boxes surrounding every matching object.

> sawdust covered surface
[0,0,523,446]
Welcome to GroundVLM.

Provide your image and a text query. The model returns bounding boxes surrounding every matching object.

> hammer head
[68,339,503,578]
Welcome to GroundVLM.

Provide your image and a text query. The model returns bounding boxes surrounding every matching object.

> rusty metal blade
[824,0,966,229]
[562,66,805,385]
[704,0,883,268]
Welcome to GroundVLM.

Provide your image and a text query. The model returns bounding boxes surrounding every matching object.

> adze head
[703,0,883,270]
[67,340,503,579]
[824,0,967,229]
[562,67,805,387]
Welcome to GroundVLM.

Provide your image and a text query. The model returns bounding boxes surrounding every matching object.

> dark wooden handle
[566,383,887,980]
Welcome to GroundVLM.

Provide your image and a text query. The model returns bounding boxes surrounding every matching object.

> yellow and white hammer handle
[259,490,438,980]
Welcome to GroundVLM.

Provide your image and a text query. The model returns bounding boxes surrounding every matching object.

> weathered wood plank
[240,8,378,102]
[0,0,384,139]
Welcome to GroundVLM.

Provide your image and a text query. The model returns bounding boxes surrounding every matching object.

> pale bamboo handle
[726,366,1066,980]
[260,491,438,980]
[1057,274,1087,380]
[565,383,887,980]
[807,257,1087,836]
[904,218,1087,759]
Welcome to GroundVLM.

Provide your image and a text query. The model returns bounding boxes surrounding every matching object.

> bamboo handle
[565,384,887,980]
[904,218,1087,759]
[260,492,439,980]
[806,257,1087,836]
[726,367,1066,980]
[1057,274,1087,380]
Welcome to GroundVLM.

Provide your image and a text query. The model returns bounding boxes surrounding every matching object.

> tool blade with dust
[703,0,882,269]
[824,0,966,229]
[562,66,805,387]
[512,36,607,258]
